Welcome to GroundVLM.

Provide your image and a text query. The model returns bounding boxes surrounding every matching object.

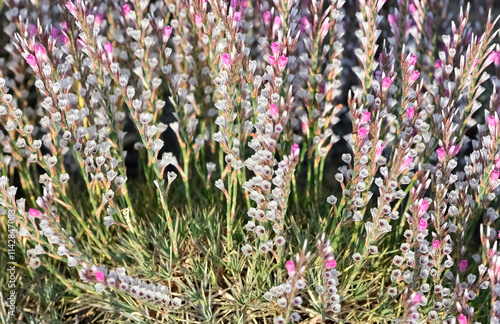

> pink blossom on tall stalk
[233,11,242,22]
[361,111,371,123]
[488,115,497,132]
[489,51,500,67]
[104,42,113,60]
[94,271,105,281]
[65,1,75,13]
[286,260,295,274]
[28,208,41,218]
[408,55,417,66]
[270,42,280,55]
[457,313,467,324]
[436,147,446,160]
[491,170,499,182]
[432,240,440,250]
[409,70,420,83]
[382,77,392,88]
[417,219,427,231]
[300,17,311,31]
[358,127,369,138]
[459,260,467,272]
[412,294,422,304]
[221,53,231,66]
[326,259,337,269]
[34,44,46,61]
[263,11,271,24]
[270,104,279,116]
[273,16,282,27]
[94,14,104,26]
[419,200,429,214]
[122,4,131,17]
[402,156,413,168]
[195,14,203,27]
[278,55,288,68]
[269,56,276,65]
[26,54,37,67]
[163,26,172,43]
[291,143,299,156]
[406,106,415,119]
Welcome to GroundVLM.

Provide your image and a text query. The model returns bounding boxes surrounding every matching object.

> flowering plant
[1,0,500,323]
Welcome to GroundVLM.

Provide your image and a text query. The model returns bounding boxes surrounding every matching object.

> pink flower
[104,42,113,59]
[432,240,440,250]
[436,147,446,160]
[221,53,231,66]
[412,294,422,304]
[270,42,280,54]
[420,200,429,214]
[450,145,460,156]
[409,4,417,14]
[491,170,499,182]
[263,11,271,24]
[326,259,337,269]
[409,70,420,83]
[269,56,276,65]
[122,4,131,17]
[163,26,172,42]
[376,145,384,157]
[459,260,467,273]
[273,16,282,27]
[382,77,392,88]
[358,127,369,138]
[61,22,68,30]
[434,59,442,69]
[457,313,467,324]
[233,11,242,21]
[489,51,500,67]
[278,55,288,68]
[300,17,311,30]
[59,34,69,44]
[26,54,37,67]
[417,219,427,231]
[28,208,41,218]
[361,111,371,123]
[408,55,417,66]
[270,104,279,116]
[95,14,104,26]
[473,58,479,68]
[387,14,396,26]
[406,106,415,119]
[488,115,497,128]
[195,14,203,26]
[286,260,295,274]
[51,27,58,39]
[34,44,46,60]
[291,143,299,156]
[65,1,75,13]
[94,270,105,281]
[402,156,413,169]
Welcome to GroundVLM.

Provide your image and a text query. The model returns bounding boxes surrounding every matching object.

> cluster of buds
[395,291,424,324]
[242,90,299,253]
[481,224,500,322]
[78,265,182,308]
[314,234,341,313]
[263,241,309,323]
